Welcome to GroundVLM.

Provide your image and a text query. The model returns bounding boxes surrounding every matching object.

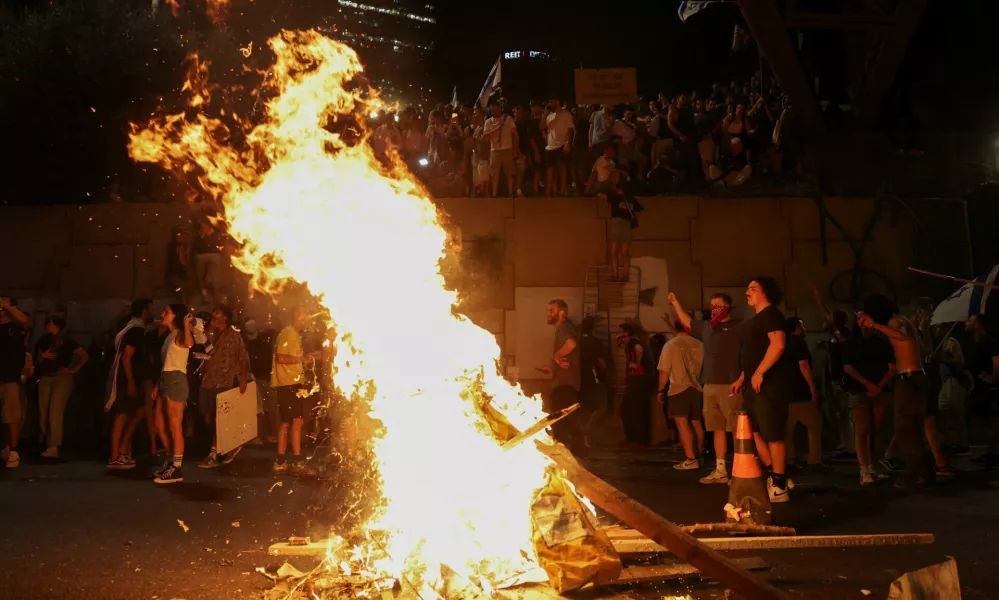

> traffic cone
[724,411,773,525]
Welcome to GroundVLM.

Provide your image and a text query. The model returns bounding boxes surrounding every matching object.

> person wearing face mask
[668,291,744,485]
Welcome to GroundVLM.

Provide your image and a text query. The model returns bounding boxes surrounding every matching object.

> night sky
[430,0,999,131]
[4,0,999,130]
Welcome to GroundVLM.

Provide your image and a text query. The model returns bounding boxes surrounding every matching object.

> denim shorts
[159,371,189,403]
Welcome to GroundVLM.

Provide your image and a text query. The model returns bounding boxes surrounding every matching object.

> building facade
[324,0,436,104]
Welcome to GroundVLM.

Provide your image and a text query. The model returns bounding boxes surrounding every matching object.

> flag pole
[908,267,999,291]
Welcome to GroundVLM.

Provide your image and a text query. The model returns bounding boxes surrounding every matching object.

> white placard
[215,382,258,455]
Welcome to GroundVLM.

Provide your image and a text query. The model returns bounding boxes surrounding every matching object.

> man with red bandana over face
[669,292,744,484]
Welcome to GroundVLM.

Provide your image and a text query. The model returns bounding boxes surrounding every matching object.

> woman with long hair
[152,304,193,484]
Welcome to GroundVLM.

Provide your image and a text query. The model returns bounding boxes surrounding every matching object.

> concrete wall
[0,197,967,361]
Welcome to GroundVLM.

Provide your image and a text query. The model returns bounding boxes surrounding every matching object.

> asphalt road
[0,445,996,599]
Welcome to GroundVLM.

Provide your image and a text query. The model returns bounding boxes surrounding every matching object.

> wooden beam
[537,442,787,600]
[683,523,796,536]
[852,0,928,126]
[606,557,769,586]
[738,0,823,134]
[609,533,935,555]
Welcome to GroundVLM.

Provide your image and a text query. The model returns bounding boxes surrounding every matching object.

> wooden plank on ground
[537,441,787,600]
[609,533,935,555]
[606,557,768,586]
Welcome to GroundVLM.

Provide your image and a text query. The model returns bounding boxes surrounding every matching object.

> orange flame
[129,30,553,594]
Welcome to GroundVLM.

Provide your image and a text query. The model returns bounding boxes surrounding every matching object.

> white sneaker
[699,468,730,484]
[674,458,700,471]
[769,482,790,503]
[5,449,19,468]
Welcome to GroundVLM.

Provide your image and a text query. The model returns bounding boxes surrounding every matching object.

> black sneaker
[154,464,184,484]
[153,459,170,478]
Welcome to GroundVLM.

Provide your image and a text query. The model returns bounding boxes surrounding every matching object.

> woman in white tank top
[153,304,193,484]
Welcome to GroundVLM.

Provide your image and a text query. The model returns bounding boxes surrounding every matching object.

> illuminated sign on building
[504,50,551,60]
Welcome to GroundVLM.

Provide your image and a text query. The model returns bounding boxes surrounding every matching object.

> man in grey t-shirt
[537,299,585,455]
[669,292,743,484]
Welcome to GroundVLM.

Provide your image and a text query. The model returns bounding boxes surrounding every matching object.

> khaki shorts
[703,383,740,432]
[489,149,515,179]
[0,382,22,425]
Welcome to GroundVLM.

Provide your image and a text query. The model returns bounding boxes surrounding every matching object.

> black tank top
[674,105,695,137]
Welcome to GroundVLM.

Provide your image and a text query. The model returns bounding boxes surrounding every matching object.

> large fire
[130,31,554,595]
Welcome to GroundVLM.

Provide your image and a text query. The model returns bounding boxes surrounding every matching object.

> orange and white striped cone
[724,410,773,525]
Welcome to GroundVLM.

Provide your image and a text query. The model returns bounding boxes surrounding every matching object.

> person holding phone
[152,304,193,484]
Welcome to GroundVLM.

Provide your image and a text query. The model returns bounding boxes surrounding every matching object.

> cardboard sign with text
[574,68,638,106]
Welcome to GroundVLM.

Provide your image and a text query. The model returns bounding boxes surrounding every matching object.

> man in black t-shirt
[783,318,823,470]
[578,316,609,446]
[35,317,90,458]
[733,277,792,502]
[844,323,895,484]
[106,299,154,470]
[0,297,29,468]
[965,314,999,467]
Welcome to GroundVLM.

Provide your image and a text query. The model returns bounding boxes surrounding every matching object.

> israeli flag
[931,265,999,325]
[678,1,713,22]
[477,56,502,108]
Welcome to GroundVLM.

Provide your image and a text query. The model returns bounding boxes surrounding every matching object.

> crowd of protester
[0,292,337,481]
[368,72,807,198]
[3,203,996,502]
[540,278,999,504]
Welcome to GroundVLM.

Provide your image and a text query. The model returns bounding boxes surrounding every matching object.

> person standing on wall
[34,317,89,459]
[0,297,29,468]
[272,307,323,476]
[602,188,642,283]
[732,277,793,503]
[669,292,743,484]
[537,299,586,456]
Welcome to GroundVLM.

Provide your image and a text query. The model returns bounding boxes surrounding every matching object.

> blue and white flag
[931,265,999,325]
[451,85,459,109]
[678,1,714,22]
[476,56,502,108]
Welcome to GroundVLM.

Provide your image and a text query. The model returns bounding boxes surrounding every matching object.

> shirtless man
[857,307,928,489]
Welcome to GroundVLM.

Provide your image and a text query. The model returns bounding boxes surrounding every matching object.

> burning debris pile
[129,29,622,599]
